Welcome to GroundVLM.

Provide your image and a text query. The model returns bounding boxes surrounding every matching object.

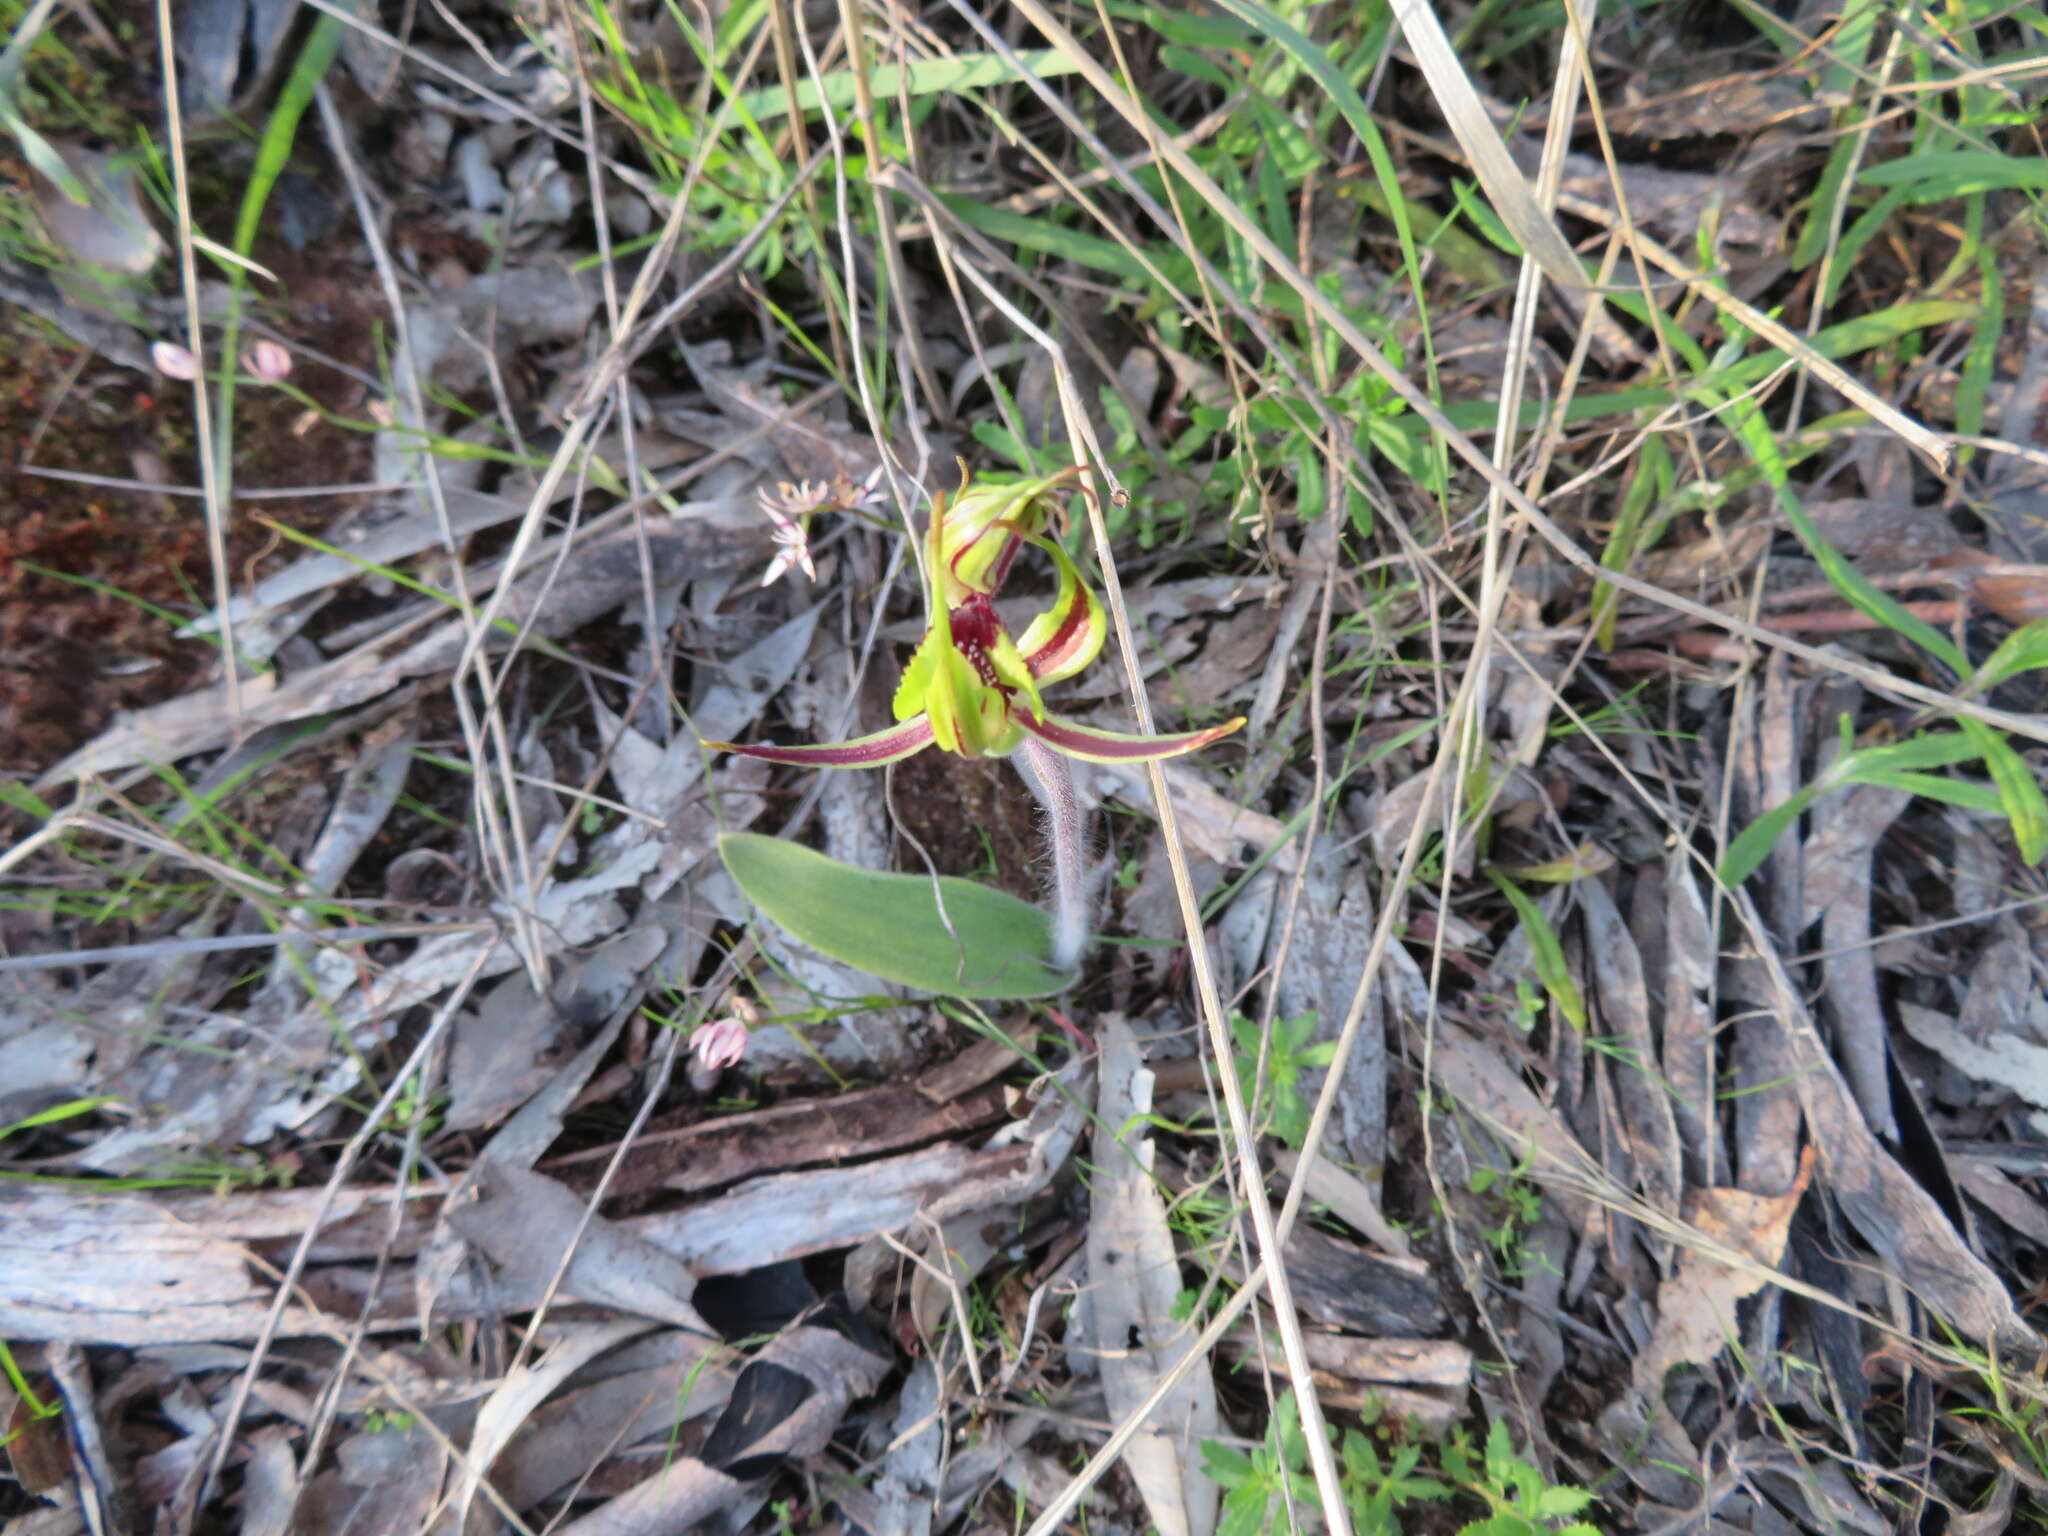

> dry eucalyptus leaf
[1581,877,1683,1221]
[1086,1014,1220,1536]
[448,1161,710,1332]
[1634,1146,1814,1392]
[32,141,162,274]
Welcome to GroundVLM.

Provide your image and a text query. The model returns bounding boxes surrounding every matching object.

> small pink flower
[758,472,882,520]
[761,510,817,587]
[758,479,834,519]
[691,1011,751,1072]
[152,340,198,380]
[754,472,886,586]
[244,339,293,382]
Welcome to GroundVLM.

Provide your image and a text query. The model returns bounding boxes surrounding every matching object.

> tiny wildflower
[757,471,881,520]
[760,507,817,587]
[152,340,199,381]
[691,996,757,1073]
[244,339,293,382]
[755,472,886,586]
[758,479,835,519]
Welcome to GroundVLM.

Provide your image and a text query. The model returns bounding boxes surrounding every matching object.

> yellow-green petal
[989,628,1046,722]
[1014,534,1107,684]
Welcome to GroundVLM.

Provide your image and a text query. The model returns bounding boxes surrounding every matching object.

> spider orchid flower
[706,466,1244,768]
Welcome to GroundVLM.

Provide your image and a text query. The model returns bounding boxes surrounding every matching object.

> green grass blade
[1720,782,1827,888]
[1854,772,2003,813]
[1969,619,2048,694]
[1592,431,1672,649]
[1486,871,1585,1030]
[1860,148,2048,198]
[1958,718,2048,862]
[731,48,1079,122]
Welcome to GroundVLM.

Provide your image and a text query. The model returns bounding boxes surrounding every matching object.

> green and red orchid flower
[706,465,1245,769]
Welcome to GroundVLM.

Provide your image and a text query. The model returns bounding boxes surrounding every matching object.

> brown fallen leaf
[1803,784,1912,1139]
[1634,1145,1815,1393]
[1217,1325,1470,1427]
[555,1314,887,1536]
[1581,877,1683,1222]
[1428,1019,1599,1230]
[495,1330,736,1513]
[447,1163,710,1333]
[1660,852,1722,1187]
[1742,891,2041,1357]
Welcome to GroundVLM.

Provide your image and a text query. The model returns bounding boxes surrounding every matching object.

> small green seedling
[1203,1390,1319,1536]
[1440,1419,1600,1536]
[1203,1388,1598,1535]
[1230,1010,1337,1148]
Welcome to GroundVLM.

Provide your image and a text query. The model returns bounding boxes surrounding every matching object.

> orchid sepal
[703,717,936,768]
[1011,710,1247,764]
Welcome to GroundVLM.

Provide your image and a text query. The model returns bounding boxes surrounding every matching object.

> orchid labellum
[706,465,1244,769]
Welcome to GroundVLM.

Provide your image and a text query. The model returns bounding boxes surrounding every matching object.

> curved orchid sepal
[702,717,935,768]
[1013,532,1107,685]
[1011,710,1247,764]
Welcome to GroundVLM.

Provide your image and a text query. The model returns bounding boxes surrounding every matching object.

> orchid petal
[1015,535,1107,684]
[245,339,293,382]
[1012,710,1246,764]
[989,626,1046,722]
[152,340,199,380]
[703,718,935,768]
[893,626,944,722]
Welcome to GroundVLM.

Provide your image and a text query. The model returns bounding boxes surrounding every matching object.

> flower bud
[245,339,294,382]
[690,1014,750,1072]
[151,340,199,380]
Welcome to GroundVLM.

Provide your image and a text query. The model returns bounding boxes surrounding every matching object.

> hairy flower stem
[1015,736,1091,973]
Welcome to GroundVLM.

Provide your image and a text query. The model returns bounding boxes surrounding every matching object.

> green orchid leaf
[719,833,1073,998]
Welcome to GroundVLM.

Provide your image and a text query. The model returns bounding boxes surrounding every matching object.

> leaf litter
[3,3,2048,1535]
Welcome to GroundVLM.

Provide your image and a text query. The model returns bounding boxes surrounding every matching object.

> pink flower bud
[151,340,199,380]
[245,339,293,382]
[690,1015,750,1072]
